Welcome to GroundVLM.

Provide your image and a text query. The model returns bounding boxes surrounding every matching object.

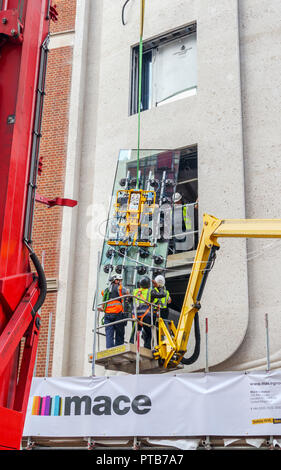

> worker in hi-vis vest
[130,276,154,349]
[172,192,194,252]
[151,274,171,321]
[101,274,129,349]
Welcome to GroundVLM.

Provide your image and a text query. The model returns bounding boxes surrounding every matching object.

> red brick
[32,3,75,376]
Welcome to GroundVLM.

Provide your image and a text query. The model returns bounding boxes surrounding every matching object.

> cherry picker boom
[0,0,76,450]
[153,213,281,369]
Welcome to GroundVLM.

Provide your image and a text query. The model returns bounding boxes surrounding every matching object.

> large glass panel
[97,149,181,307]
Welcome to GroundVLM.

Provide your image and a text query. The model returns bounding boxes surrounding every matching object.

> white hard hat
[155,275,165,287]
[173,192,182,203]
[110,274,122,282]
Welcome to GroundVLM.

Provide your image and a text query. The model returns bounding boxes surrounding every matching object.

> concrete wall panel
[53,0,281,375]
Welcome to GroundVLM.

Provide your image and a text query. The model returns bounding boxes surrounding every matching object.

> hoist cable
[137,0,145,189]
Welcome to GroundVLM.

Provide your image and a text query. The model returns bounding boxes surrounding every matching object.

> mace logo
[32,395,63,416]
[32,394,152,416]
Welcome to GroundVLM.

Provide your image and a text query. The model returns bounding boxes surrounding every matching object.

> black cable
[181,312,200,365]
[29,251,47,318]
[122,0,131,25]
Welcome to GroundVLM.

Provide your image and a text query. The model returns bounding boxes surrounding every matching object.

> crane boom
[154,213,281,368]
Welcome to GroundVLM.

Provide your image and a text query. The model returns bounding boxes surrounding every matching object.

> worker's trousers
[104,313,125,349]
[159,307,169,320]
[130,311,153,349]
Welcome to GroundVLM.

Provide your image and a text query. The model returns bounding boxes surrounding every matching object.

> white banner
[23,371,281,437]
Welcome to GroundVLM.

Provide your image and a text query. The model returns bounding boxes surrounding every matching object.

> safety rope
[137,0,145,189]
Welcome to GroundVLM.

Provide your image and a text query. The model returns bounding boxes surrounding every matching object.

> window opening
[168,146,198,255]
[130,23,197,115]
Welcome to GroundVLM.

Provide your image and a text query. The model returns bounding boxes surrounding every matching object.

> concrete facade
[50,0,281,377]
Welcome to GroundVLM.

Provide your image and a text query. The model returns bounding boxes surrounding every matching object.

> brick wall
[51,0,77,33]
[32,0,76,377]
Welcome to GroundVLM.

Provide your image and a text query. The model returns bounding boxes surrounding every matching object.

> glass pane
[141,50,152,111]
[97,149,181,307]
[154,33,197,106]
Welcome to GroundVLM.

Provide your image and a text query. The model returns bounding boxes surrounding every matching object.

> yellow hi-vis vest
[183,205,192,230]
[133,288,151,314]
[152,288,170,309]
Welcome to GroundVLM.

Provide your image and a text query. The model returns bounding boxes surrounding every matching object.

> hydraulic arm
[153,213,281,369]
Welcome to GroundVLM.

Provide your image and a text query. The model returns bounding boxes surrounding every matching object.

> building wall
[32,0,76,376]
[48,0,281,377]
[212,0,281,371]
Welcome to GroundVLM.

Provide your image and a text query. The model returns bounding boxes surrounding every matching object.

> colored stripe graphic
[51,396,56,416]
[32,396,41,415]
[41,396,47,415]
[53,395,62,416]
[32,395,63,416]
[43,396,51,415]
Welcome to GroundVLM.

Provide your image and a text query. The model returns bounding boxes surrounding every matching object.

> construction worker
[130,276,153,349]
[151,274,171,321]
[172,192,194,252]
[101,274,129,349]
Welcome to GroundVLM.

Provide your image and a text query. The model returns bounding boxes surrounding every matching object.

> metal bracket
[202,436,212,450]
[0,9,23,43]
[7,114,16,124]
[26,437,35,450]
[87,437,96,450]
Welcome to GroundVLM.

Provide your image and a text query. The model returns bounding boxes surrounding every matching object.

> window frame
[129,23,197,115]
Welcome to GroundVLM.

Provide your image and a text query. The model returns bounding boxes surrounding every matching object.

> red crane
[0,0,75,450]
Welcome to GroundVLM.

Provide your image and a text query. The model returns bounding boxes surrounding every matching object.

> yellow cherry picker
[153,214,281,369]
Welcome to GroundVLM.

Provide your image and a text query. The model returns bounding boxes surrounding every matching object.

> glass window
[130,24,197,115]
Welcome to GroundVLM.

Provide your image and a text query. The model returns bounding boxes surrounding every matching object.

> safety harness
[133,288,151,325]
[102,284,124,313]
